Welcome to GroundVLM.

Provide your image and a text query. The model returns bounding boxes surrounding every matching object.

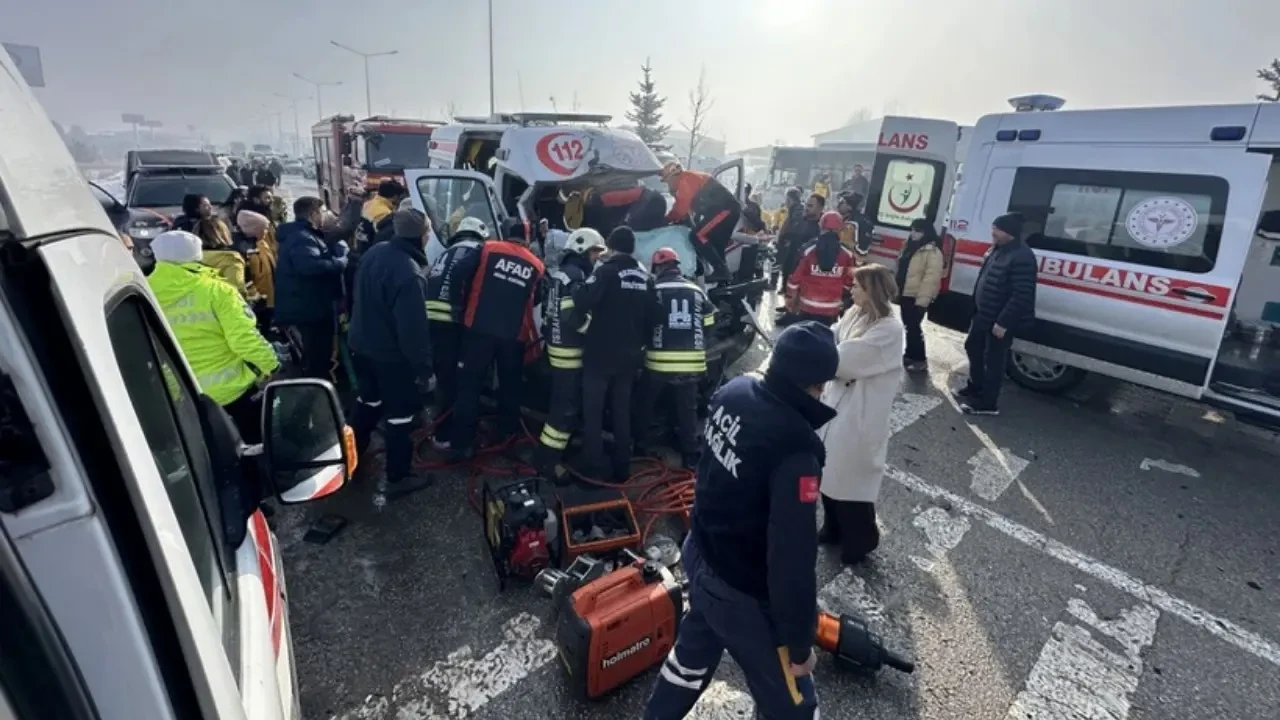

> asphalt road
[275,293,1280,720]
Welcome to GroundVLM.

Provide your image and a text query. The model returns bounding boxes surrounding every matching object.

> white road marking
[331,613,557,719]
[1006,597,1158,719]
[817,568,885,622]
[687,680,756,719]
[967,446,1031,502]
[1139,458,1201,478]
[888,465,1280,668]
[890,392,944,435]
[909,506,972,572]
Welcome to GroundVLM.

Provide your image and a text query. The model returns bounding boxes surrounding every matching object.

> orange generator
[553,559,683,699]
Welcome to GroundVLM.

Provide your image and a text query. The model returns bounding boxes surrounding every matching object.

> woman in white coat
[817,264,905,564]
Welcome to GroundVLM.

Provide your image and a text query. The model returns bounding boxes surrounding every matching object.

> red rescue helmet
[650,247,680,268]
[819,210,845,232]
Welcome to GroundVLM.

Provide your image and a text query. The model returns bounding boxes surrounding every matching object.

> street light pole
[293,72,342,120]
[488,0,496,116]
[330,40,398,117]
[275,92,309,156]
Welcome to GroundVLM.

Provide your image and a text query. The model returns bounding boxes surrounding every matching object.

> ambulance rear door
[862,118,960,271]
[404,168,506,265]
[987,124,1269,399]
[712,158,746,204]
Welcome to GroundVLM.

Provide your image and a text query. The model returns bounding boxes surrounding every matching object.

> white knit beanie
[151,230,203,263]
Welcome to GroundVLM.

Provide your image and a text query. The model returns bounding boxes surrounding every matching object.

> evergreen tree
[1259,59,1280,102]
[626,58,670,149]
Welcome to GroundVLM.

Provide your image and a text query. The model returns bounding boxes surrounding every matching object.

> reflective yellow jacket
[147,262,280,406]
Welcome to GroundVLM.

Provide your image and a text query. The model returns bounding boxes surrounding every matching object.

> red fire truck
[310,114,444,208]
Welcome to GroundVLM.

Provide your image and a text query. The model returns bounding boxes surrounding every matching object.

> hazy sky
[7,0,1280,149]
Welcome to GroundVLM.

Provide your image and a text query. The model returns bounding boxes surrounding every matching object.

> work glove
[331,241,350,259]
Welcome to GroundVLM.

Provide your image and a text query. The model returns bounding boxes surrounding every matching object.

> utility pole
[275,92,308,156]
[488,0,496,116]
[294,72,342,119]
[330,40,398,117]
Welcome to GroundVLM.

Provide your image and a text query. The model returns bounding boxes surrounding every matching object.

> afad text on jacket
[543,252,593,370]
[425,238,483,324]
[463,240,545,341]
[647,268,715,375]
[690,372,836,663]
[786,231,855,318]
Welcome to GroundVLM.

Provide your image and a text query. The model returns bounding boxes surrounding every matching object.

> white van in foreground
[932,102,1280,423]
[0,52,352,718]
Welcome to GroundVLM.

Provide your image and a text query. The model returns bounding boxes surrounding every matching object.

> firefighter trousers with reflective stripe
[532,366,581,474]
[644,349,708,375]
[429,321,463,439]
[351,355,423,481]
[451,332,525,454]
[645,535,819,720]
[634,371,701,459]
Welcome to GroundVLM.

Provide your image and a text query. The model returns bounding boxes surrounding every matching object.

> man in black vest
[634,247,714,469]
[644,322,838,720]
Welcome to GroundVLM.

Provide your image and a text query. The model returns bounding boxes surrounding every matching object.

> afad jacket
[147,262,280,406]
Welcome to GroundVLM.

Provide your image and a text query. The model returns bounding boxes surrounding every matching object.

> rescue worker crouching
[423,216,489,450]
[634,247,713,469]
[146,230,281,444]
[784,210,855,325]
[661,162,740,282]
[644,322,839,720]
[347,207,437,498]
[575,226,655,481]
[450,218,545,461]
[532,227,608,482]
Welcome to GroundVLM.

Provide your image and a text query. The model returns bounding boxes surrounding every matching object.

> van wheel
[1006,351,1086,394]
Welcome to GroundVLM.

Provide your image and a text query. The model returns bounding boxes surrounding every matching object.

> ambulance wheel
[1006,351,1085,394]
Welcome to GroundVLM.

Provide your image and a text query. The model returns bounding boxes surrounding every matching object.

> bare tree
[681,66,714,167]
[1258,59,1280,102]
[845,106,874,125]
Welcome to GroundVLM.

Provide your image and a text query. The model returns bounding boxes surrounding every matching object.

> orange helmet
[659,161,683,182]
[650,247,680,268]
[819,210,845,232]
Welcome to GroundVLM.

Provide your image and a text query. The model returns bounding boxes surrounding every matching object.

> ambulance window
[1009,168,1227,273]
[107,297,233,622]
[868,156,947,230]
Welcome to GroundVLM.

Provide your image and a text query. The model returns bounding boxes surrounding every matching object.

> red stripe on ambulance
[250,510,283,656]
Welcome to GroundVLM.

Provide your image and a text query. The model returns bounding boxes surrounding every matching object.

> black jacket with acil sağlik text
[572,251,655,369]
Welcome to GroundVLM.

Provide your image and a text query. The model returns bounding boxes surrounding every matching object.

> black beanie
[766,321,839,389]
[992,212,1025,239]
[608,225,636,254]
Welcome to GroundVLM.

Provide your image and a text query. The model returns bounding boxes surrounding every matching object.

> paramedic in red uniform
[783,211,855,325]
[450,220,546,460]
[957,212,1038,416]
[661,162,740,282]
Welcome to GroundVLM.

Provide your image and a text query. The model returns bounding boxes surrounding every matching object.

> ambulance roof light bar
[1008,94,1066,112]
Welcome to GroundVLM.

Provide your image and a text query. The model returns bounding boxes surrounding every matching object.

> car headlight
[128,224,163,239]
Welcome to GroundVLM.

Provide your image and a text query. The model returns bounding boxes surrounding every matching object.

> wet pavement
[276,294,1280,720]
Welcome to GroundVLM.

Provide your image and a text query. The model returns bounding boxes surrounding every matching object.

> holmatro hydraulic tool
[816,611,915,674]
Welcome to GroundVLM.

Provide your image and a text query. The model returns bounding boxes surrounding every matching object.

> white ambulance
[933,102,1280,422]
[0,52,353,718]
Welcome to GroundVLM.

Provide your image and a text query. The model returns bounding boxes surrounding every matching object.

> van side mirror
[262,379,354,504]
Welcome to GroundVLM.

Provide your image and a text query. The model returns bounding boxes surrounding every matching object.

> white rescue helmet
[451,216,490,243]
[564,227,607,255]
